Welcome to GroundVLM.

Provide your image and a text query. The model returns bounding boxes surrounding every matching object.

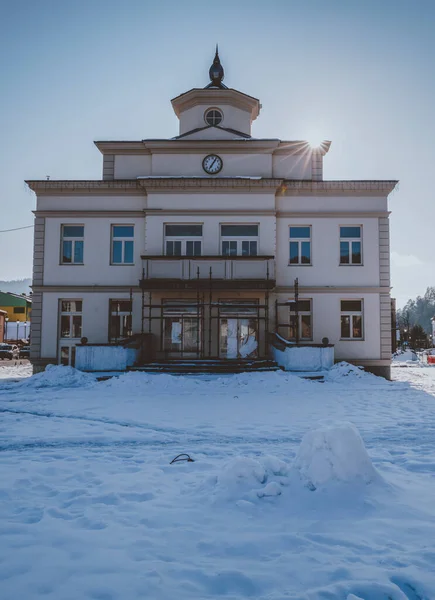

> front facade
[27,50,397,377]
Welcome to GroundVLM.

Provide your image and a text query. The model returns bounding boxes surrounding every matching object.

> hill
[0,278,32,296]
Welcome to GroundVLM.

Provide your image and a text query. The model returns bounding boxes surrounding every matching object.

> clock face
[202,154,223,175]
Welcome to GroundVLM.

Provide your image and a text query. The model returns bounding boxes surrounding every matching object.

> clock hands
[209,157,218,170]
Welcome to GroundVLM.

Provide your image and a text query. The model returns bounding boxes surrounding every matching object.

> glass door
[220,318,258,359]
[163,302,201,356]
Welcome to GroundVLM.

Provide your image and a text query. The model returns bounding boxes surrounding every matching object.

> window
[111,225,134,264]
[205,108,223,126]
[288,299,312,340]
[340,300,363,339]
[340,226,362,265]
[61,225,84,264]
[109,300,132,342]
[13,307,25,314]
[59,300,82,366]
[164,224,202,256]
[221,224,258,256]
[289,226,311,265]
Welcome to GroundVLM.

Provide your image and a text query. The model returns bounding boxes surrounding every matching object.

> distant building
[26,49,397,378]
[0,309,6,343]
[0,292,32,322]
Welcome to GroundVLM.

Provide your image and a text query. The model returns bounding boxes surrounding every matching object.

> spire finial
[208,44,225,88]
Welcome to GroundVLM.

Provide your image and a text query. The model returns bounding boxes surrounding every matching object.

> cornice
[170,88,261,121]
[137,177,283,192]
[26,180,143,194]
[280,180,398,195]
[33,210,145,218]
[276,286,391,294]
[94,139,321,156]
[32,285,141,293]
[26,178,398,197]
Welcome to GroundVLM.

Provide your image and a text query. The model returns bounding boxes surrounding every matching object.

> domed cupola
[206,45,227,89]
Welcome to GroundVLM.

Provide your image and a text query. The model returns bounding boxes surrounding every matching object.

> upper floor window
[341,300,363,339]
[165,224,202,256]
[340,226,362,265]
[289,226,311,265]
[205,108,223,126]
[221,224,258,257]
[288,299,313,340]
[61,225,84,264]
[13,307,25,314]
[111,225,134,264]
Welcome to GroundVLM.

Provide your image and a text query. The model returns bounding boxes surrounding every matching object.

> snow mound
[15,365,95,389]
[293,421,379,488]
[325,361,379,382]
[215,456,288,501]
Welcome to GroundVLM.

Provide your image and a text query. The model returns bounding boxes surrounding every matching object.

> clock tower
[171,48,261,139]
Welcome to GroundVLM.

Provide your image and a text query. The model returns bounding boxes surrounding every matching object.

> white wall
[179,104,252,136]
[40,291,143,359]
[275,217,380,288]
[277,194,388,213]
[37,194,146,212]
[146,192,275,211]
[114,155,151,179]
[43,217,145,286]
[150,153,272,177]
[145,213,276,256]
[272,153,313,179]
[275,292,381,360]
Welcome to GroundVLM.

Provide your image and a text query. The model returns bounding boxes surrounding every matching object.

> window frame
[164,224,203,257]
[204,107,223,126]
[289,225,312,266]
[340,299,364,340]
[60,224,84,265]
[288,298,313,341]
[220,224,259,257]
[108,299,133,342]
[111,224,134,265]
[58,299,83,366]
[339,225,363,266]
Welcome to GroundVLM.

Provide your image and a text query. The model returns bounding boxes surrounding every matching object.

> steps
[128,358,281,374]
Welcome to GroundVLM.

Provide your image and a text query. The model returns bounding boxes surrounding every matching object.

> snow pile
[293,421,379,489]
[215,456,288,501]
[14,364,95,389]
[325,361,379,382]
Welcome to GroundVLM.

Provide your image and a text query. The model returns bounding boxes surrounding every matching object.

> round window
[205,108,223,126]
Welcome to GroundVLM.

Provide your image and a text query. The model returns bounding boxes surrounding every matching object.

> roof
[0,291,32,305]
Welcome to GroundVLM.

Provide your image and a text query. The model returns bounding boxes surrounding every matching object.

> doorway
[220,317,258,359]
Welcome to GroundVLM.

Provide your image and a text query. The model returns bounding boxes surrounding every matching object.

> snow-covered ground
[1,363,435,600]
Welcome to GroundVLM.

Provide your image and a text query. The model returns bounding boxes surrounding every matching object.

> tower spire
[206,45,226,89]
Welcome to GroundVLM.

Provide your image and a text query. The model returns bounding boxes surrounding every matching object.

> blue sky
[0,0,433,306]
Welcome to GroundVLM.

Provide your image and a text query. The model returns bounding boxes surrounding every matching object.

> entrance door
[163,315,201,356]
[220,318,258,359]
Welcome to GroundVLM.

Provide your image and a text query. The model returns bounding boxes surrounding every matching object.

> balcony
[139,255,275,291]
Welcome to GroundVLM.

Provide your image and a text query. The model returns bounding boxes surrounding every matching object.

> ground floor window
[288,299,312,341]
[340,299,363,339]
[109,299,132,342]
[59,300,82,366]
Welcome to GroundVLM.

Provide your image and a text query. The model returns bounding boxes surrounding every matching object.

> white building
[27,49,397,378]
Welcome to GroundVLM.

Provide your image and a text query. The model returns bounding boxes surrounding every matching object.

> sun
[307,136,324,149]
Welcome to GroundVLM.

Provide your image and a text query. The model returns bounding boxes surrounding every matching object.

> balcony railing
[139,255,275,290]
